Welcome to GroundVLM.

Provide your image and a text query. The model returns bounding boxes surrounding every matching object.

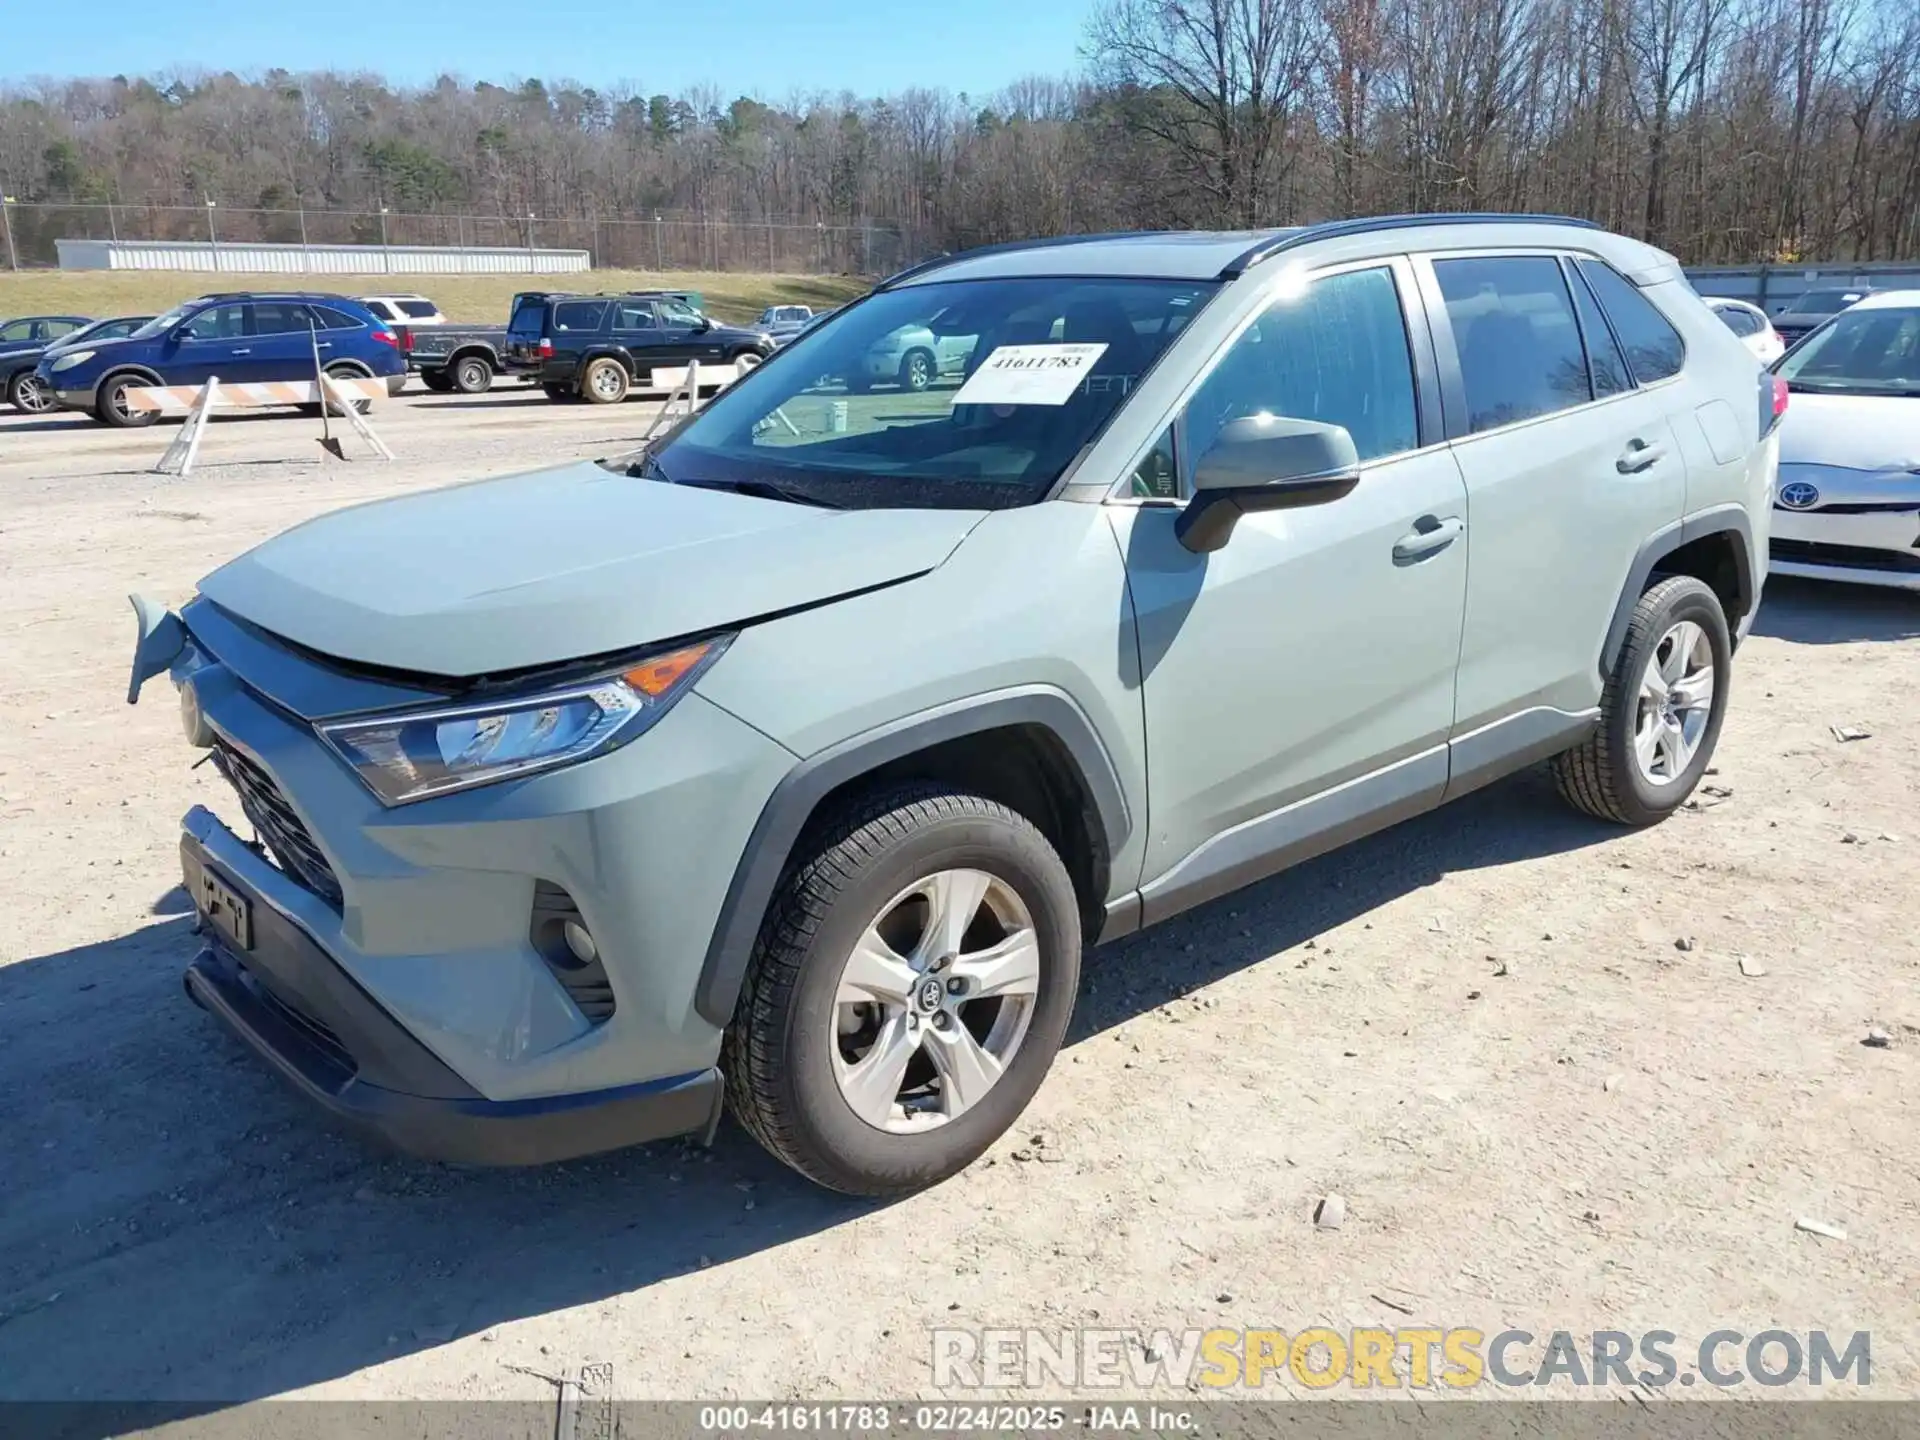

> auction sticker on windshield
[952,343,1108,406]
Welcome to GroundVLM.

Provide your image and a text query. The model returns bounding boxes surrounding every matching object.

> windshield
[645,276,1216,511]
[1776,307,1920,396]
[130,306,193,340]
[1788,290,1865,316]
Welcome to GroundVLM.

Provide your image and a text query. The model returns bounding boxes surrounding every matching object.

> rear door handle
[1616,439,1668,473]
[228,347,251,355]
[1392,515,1465,563]
[315,341,333,350]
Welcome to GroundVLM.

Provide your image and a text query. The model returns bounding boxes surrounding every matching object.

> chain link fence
[0,201,933,275]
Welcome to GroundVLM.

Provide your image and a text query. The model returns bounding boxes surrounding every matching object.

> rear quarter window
[311,306,365,331]
[1578,260,1685,382]
[553,300,608,332]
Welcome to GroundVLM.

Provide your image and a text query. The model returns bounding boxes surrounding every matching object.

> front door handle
[228,347,251,355]
[1616,439,1668,473]
[1392,515,1465,564]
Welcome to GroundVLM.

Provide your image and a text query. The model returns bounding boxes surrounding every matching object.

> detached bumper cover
[180,827,724,1165]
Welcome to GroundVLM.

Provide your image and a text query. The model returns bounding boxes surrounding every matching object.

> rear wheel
[7,370,55,414]
[96,373,158,428]
[420,369,456,393]
[322,364,373,416]
[724,784,1081,1196]
[453,355,494,394]
[581,357,629,404]
[1554,575,1730,826]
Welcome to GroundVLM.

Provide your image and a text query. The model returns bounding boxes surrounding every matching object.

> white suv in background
[358,294,447,327]
[1704,297,1785,365]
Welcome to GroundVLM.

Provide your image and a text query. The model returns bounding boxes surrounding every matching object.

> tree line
[2,0,1917,267]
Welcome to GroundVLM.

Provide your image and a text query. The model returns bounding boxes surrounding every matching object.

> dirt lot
[1,386,1916,1410]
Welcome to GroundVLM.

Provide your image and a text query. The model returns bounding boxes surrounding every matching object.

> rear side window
[1567,269,1631,397]
[1578,260,1684,383]
[1184,265,1420,470]
[250,302,314,336]
[1434,256,1591,433]
[611,301,658,331]
[398,300,440,318]
[553,300,607,332]
[0,320,31,342]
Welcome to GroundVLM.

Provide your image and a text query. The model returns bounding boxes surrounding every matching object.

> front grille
[1772,538,1920,573]
[211,738,344,909]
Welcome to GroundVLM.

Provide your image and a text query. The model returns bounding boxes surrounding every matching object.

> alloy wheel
[14,374,54,413]
[1634,619,1714,785]
[831,868,1039,1133]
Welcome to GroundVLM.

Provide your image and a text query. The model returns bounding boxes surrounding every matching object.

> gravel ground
[1,388,1916,1412]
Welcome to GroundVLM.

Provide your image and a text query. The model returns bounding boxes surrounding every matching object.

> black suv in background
[504,292,774,403]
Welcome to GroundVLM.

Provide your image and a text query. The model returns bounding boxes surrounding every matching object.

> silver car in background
[1770,290,1920,590]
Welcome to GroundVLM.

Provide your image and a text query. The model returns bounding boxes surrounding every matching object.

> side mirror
[1174,416,1361,554]
[694,315,713,332]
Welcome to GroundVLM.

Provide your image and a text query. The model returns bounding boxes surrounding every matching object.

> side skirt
[1112,706,1598,938]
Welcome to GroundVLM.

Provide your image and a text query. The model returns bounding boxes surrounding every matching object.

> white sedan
[1704,297,1785,364]
[1770,290,1920,591]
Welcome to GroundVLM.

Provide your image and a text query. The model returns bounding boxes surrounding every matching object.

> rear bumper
[182,828,724,1164]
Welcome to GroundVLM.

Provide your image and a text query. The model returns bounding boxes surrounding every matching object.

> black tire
[7,369,55,414]
[580,357,629,405]
[898,347,936,392]
[95,372,158,428]
[724,783,1082,1196]
[542,383,576,403]
[420,370,456,393]
[1554,575,1731,826]
[322,365,373,417]
[452,354,494,394]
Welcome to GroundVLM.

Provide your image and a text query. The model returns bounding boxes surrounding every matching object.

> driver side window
[181,304,246,341]
[1180,266,1420,492]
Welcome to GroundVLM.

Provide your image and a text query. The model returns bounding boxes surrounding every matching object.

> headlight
[50,350,95,371]
[317,637,727,805]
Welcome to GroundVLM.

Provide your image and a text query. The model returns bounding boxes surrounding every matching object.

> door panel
[166,303,249,387]
[1420,253,1688,729]
[1114,446,1470,901]
[243,302,321,383]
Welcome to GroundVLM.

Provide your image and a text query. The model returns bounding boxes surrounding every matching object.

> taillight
[392,324,412,350]
[371,328,398,348]
[1760,373,1788,435]
[538,337,554,359]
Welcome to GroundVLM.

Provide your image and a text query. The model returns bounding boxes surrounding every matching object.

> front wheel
[7,370,55,414]
[95,373,158,428]
[1554,575,1731,826]
[724,784,1081,1196]
[898,347,935,392]
[541,383,576,403]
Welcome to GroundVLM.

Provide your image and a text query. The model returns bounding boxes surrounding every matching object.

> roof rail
[1219,213,1603,278]
[875,230,1174,290]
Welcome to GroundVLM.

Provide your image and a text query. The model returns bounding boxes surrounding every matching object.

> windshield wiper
[673,476,843,509]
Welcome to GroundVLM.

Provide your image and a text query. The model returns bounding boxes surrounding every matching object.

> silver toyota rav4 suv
[130,215,1779,1195]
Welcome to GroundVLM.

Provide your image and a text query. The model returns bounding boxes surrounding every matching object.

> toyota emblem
[1778,481,1820,510]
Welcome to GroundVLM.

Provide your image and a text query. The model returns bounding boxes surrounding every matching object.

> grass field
[0,269,869,327]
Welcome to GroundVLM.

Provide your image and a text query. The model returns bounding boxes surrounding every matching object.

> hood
[197,460,985,678]
[1780,392,1920,473]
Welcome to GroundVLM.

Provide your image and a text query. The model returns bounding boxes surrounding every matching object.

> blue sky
[7,0,1092,99]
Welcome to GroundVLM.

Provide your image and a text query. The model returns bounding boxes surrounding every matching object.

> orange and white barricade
[141,374,393,477]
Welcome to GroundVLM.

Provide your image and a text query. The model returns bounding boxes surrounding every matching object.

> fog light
[178,677,214,748]
[562,920,598,965]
